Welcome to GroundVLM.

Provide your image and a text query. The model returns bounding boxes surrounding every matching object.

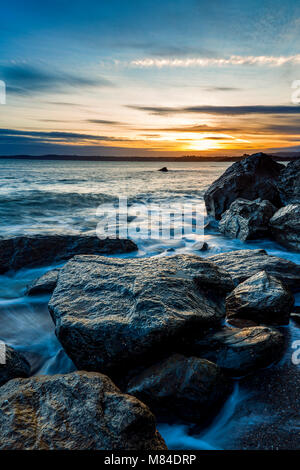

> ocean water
[0,158,299,449]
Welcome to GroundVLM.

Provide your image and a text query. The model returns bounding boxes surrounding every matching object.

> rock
[219,198,276,241]
[291,313,300,324]
[269,204,300,252]
[208,249,300,292]
[0,371,167,450]
[192,241,209,251]
[0,235,137,273]
[185,326,285,376]
[49,254,234,375]
[277,158,300,205]
[0,345,31,387]
[204,153,283,220]
[26,268,60,295]
[226,271,294,325]
[158,167,168,172]
[126,354,232,424]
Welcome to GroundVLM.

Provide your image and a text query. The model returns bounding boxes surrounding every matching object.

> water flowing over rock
[269,204,300,252]
[185,326,285,376]
[277,158,300,205]
[126,354,232,424]
[226,271,294,325]
[219,198,276,241]
[48,254,234,375]
[0,235,137,273]
[204,153,283,220]
[208,249,300,292]
[0,345,31,387]
[0,371,167,450]
[26,268,60,296]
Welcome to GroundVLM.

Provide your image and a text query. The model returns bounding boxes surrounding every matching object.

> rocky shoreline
[0,153,299,450]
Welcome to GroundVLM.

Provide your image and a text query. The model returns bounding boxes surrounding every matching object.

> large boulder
[269,204,300,252]
[204,153,283,220]
[126,354,232,425]
[0,345,31,387]
[226,271,294,325]
[219,198,276,241]
[208,249,300,292]
[49,254,234,375]
[26,268,60,296]
[277,158,300,205]
[0,371,167,450]
[0,235,137,273]
[185,326,285,376]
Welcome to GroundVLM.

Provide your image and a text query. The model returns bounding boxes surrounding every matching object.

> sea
[0,158,299,449]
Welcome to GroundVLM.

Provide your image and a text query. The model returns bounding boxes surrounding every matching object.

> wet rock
[126,354,232,424]
[26,268,60,296]
[0,371,167,450]
[219,198,276,241]
[49,254,234,375]
[0,345,30,387]
[158,167,168,172]
[226,271,294,325]
[192,241,209,251]
[269,204,300,252]
[186,326,285,376]
[208,249,300,292]
[204,153,283,220]
[291,313,300,325]
[277,158,300,205]
[0,235,137,273]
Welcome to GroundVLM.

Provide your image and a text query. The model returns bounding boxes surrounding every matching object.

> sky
[1,0,300,157]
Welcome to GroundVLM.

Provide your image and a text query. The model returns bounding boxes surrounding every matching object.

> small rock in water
[26,268,60,296]
[269,204,300,252]
[291,313,300,325]
[226,271,294,325]
[185,326,285,376]
[126,354,232,425]
[192,241,209,251]
[0,345,30,387]
[219,198,276,241]
[0,371,167,450]
[158,167,168,172]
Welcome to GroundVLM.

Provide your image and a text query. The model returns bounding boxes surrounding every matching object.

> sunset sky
[1,0,300,156]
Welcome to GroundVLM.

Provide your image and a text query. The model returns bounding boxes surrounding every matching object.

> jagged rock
[0,345,30,387]
[0,235,137,273]
[226,271,294,325]
[185,326,285,376]
[0,371,166,450]
[158,167,168,172]
[291,313,300,324]
[192,241,209,251]
[26,269,60,296]
[269,204,300,252]
[49,254,234,375]
[126,354,232,424]
[219,198,276,241]
[277,158,300,205]
[208,249,300,292]
[204,153,283,220]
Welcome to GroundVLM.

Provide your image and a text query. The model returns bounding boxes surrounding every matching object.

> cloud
[1,64,113,96]
[129,105,300,116]
[129,54,300,68]
[87,119,124,125]
[0,129,129,143]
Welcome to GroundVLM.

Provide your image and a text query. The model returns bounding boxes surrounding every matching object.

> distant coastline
[0,152,300,162]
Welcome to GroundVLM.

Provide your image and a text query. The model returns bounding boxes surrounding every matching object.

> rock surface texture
[269,204,300,252]
[0,371,167,450]
[0,345,31,387]
[277,158,300,205]
[204,153,283,220]
[49,254,234,375]
[208,249,300,292]
[0,235,137,273]
[26,268,60,296]
[126,354,232,424]
[226,271,294,325]
[219,198,276,241]
[187,326,285,376]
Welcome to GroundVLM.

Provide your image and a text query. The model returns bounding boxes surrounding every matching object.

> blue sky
[1,0,300,156]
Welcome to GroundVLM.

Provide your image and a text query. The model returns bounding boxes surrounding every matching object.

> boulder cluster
[204,153,300,251]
